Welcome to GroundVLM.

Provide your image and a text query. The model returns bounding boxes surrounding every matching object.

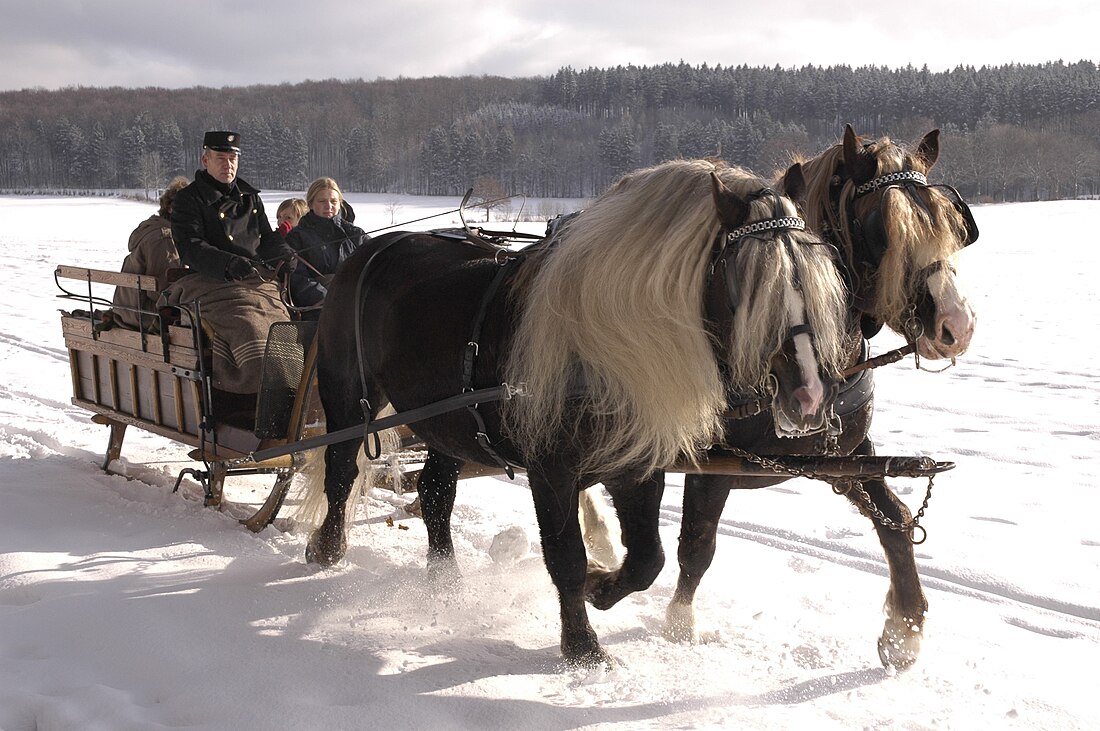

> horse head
[805,125,978,361]
[708,165,847,437]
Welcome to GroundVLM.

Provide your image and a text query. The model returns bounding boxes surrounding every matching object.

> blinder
[935,183,979,246]
[852,173,979,265]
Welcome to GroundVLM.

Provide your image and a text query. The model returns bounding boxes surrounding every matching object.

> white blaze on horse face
[786,282,825,417]
[921,268,976,359]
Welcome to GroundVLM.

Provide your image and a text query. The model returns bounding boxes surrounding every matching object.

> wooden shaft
[452,453,952,482]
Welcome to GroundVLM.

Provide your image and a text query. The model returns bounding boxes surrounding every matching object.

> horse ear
[780,162,806,204]
[842,123,876,185]
[711,172,749,228]
[916,129,941,170]
[842,124,859,169]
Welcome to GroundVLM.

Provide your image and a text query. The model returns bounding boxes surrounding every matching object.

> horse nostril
[940,326,956,346]
[793,386,820,417]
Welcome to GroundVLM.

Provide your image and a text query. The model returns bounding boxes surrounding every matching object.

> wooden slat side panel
[186,380,203,435]
[62,335,200,373]
[67,346,204,437]
[151,369,163,426]
[56,265,159,292]
[62,317,201,369]
[166,324,197,348]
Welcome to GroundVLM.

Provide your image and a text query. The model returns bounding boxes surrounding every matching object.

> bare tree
[383,197,402,225]
[471,176,508,221]
[138,151,162,200]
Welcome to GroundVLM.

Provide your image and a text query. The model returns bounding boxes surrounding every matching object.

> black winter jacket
[286,212,370,307]
[171,170,294,280]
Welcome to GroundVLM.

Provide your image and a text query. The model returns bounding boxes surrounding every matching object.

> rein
[257,192,536,268]
[352,231,419,457]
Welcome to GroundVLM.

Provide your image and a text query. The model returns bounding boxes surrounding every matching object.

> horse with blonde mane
[666,125,979,671]
[304,158,849,667]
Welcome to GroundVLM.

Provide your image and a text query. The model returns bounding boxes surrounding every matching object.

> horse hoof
[426,554,461,589]
[584,566,621,610]
[563,647,618,671]
[663,601,697,643]
[305,528,346,567]
[877,616,922,670]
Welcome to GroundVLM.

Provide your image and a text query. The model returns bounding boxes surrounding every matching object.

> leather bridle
[834,169,979,337]
[710,189,833,421]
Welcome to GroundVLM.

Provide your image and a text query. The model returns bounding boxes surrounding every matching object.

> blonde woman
[286,177,370,317]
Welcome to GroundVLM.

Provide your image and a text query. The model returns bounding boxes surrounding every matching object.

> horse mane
[794,144,849,247]
[796,136,971,332]
[503,159,847,478]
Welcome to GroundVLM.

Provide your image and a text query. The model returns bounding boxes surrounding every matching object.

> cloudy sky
[0,0,1095,91]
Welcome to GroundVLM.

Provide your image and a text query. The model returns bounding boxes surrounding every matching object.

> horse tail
[289,445,328,528]
[290,420,405,530]
[578,489,622,570]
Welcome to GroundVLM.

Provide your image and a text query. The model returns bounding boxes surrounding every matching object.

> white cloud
[0,0,1095,91]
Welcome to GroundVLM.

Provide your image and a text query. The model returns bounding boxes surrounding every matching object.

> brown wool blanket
[162,273,289,394]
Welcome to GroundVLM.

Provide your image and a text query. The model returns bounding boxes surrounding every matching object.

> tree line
[1,60,1097,202]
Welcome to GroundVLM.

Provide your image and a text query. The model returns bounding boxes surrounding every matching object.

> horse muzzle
[772,376,839,438]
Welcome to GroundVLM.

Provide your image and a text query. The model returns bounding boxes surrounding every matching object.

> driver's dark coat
[170,170,293,280]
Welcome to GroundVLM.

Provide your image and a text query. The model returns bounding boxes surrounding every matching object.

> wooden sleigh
[56,264,325,531]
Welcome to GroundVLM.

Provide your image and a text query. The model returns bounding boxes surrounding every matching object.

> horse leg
[415,448,463,581]
[585,473,665,611]
[665,473,733,641]
[849,438,928,670]
[305,437,363,567]
[528,466,611,667]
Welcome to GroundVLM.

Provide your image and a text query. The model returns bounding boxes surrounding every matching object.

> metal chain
[823,410,842,456]
[903,304,957,373]
[723,442,935,544]
[831,474,934,545]
[723,443,834,482]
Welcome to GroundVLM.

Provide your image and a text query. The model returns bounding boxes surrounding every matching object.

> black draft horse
[666,125,979,670]
[304,159,851,667]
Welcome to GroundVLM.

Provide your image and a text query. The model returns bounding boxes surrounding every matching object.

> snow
[1,192,1098,731]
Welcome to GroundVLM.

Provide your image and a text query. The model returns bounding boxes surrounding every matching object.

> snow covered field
[1,192,1098,730]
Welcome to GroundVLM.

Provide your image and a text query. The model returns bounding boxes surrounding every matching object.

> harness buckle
[503,382,529,399]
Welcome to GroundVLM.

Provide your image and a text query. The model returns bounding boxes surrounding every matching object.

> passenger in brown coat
[111,176,189,331]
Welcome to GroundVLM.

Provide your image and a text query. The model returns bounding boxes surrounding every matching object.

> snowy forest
[1,60,1097,201]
